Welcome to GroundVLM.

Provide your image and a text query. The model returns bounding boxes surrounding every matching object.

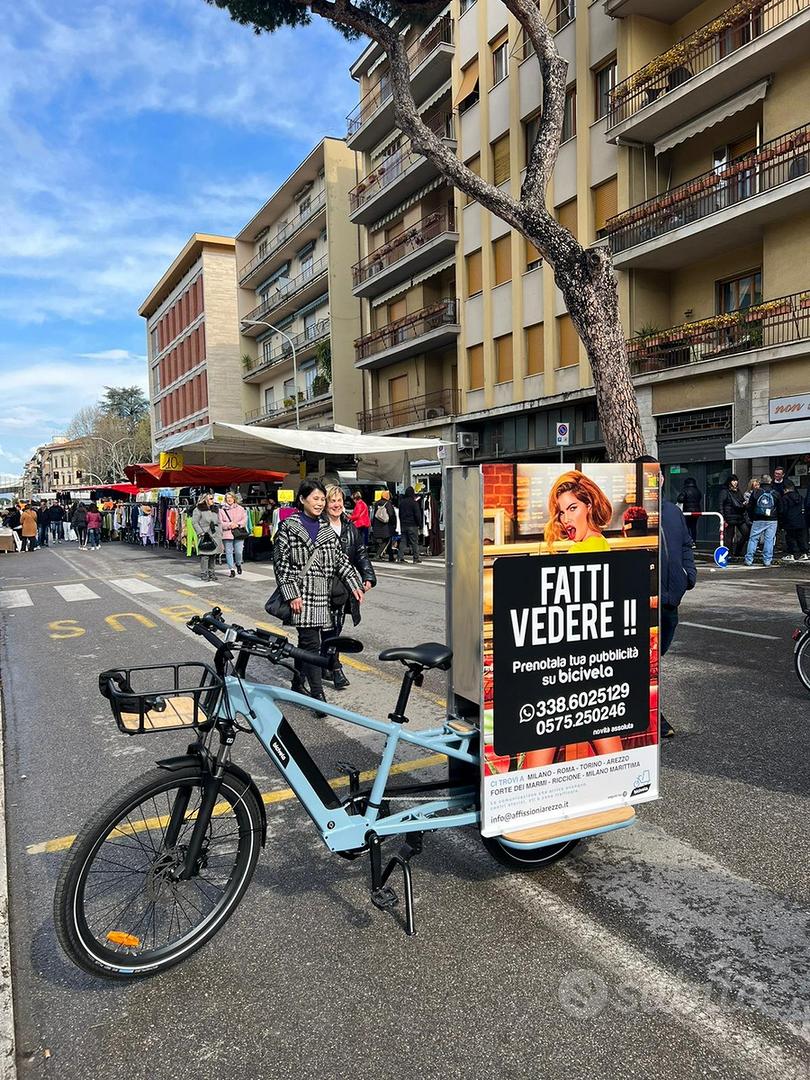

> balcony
[354,298,460,370]
[358,388,461,433]
[241,253,329,336]
[349,113,456,225]
[346,15,454,151]
[627,290,810,378]
[245,384,333,426]
[598,124,810,269]
[352,209,458,299]
[607,0,810,145]
[605,1,702,19]
[238,189,327,289]
[242,317,330,383]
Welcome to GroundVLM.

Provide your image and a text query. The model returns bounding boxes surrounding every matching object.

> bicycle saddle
[378,643,453,670]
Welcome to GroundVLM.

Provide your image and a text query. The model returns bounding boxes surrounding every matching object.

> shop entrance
[663,461,732,549]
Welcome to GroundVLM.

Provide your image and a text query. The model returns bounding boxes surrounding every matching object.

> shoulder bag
[265,545,319,623]
[224,508,249,541]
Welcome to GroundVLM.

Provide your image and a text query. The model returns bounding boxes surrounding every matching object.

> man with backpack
[744,474,782,567]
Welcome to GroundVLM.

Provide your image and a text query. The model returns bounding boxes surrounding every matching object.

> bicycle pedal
[371,885,399,911]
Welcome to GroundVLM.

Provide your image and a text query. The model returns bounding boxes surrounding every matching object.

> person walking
[71,502,88,549]
[660,482,698,738]
[219,492,248,578]
[192,494,223,581]
[85,503,102,550]
[397,486,423,564]
[47,501,65,544]
[272,480,363,707]
[371,492,396,562]
[20,506,38,552]
[719,475,748,558]
[324,486,376,689]
[36,501,50,548]
[348,490,371,547]
[779,482,808,562]
[744,474,781,567]
[676,476,702,547]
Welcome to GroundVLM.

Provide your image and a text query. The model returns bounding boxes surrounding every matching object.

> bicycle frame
[221,676,479,853]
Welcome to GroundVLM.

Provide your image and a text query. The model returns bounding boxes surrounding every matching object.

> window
[594,58,616,121]
[262,336,276,364]
[717,269,762,313]
[555,0,575,32]
[525,237,542,271]
[562,85,576,142]
[491,32,509,85]
[492,235,512,286]
[557,314,579,367]
[300,250,314,278]
[304,366,316,394]
[304,310,318,339]
[464,154,480,205]
[150,326,159,356]
[524,113,541,167]
[592,178,617,233]
[283,378,296,400]
[492,133,510,186]
[495,333,513,382]
[557,198,577,239]
[456,59,479,115]
[526,324,544,374]
[468,344,484,390]
[465,249,483,296]
[264,387,275,411]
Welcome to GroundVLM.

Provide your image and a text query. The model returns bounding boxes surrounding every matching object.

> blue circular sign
[713,545,730,568]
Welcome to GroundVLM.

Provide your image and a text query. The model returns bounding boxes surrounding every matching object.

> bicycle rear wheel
[481,834,578,870]
[795,632,810,693]
[54,764,262,979]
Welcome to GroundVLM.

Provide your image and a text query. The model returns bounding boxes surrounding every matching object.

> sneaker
[236,564,242,575]
[798,553,810,561]
[782,554,795,562]
[230,569,236,578]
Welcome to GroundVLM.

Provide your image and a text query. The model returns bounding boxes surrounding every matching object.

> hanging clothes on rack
[138,505,156,545]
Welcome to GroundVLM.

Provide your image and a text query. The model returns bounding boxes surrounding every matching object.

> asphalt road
[0,539,808,1080]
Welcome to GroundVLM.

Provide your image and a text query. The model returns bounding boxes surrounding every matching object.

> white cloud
[79,349,147,363]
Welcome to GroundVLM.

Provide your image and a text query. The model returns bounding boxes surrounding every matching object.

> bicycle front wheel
[795,632,810,693]
[54,765,262,979]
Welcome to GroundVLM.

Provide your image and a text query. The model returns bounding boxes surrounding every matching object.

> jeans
[199,555,216,578]
[49,522,62,543]
[398,526,421,562]
[87,528,100,548]
[223,538,244,569]
[745,519,777,565]
[38,523,49,547]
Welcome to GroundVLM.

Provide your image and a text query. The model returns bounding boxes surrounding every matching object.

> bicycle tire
[481,834,578,871]
[54,764,262,979]
[795,632,810,694]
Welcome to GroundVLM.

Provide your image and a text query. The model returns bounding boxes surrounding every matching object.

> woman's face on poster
[557,491,591,542]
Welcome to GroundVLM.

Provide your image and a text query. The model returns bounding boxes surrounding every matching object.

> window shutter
[557,198,577,239]
[465,249,483,296]
[454,59,479,107]
[490,29,509,52]
[593,178,618,232]
[465,155,480,205]
[492,235,512,286]
[557,314,579,367]
[492,134,511,186]
[495,334,513,382]
[468,344,484,390]
[526,324,544,375]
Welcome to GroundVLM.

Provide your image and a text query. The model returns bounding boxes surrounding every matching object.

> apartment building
[139,234,243,455]
[39,436,86,491]
[236,138,362,431]
[348,9,461,451]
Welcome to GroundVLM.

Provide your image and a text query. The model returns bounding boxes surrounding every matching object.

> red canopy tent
[124,463,286,489]
[96,483,140,496]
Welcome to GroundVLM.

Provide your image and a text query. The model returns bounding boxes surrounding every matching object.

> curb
[0,690,17,1080]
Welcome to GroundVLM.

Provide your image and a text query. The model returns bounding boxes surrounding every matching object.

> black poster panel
[492,551,651,755]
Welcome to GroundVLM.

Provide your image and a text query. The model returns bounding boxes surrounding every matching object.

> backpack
[374,501,390,524]
[756,489,776,517]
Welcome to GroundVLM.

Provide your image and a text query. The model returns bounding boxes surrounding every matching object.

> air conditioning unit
[457,431,479,451]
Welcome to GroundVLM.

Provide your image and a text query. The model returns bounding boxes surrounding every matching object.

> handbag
[198,532,217,555]
[265,546,319,623]
[330,578,351,607]
[224,508,249,541]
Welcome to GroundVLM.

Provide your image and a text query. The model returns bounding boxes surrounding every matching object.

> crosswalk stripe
[54,584,100,602]
[109,577,164,595]
[0,590,33,609]
[161,574,218,589]
[231,570,273,582]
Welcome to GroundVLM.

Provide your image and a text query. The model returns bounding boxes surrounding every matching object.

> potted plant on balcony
[241,353,255,373]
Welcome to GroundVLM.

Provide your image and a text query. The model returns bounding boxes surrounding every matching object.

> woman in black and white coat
[273,480,364,702]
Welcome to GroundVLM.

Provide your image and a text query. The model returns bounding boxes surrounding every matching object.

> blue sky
[0,0,361,479]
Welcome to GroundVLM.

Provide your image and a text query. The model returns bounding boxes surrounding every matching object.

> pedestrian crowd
[1,499,107,552]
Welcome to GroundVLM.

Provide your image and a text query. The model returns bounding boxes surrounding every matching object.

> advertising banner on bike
[480,462,660,837]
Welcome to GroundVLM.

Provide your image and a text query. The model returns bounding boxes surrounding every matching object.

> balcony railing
[242,253,329,325]
[346,14,453,136]
[245,382,333,424]
[349,112,455,214]
[627,290,810,376]
[352,209,456,288]
[355,298,458,362]
[243,317,330,379]
[358,388,461,433]
[609,0,808,128]
[238,189,327,285]
[599,123,810,254]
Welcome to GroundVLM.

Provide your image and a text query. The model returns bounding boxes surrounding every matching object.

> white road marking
[161,574,218,589]
[0,590,33,609]
[680,621,780,640]
[231,570,273,582]
[53,583,100,602]
[108,577,164,595]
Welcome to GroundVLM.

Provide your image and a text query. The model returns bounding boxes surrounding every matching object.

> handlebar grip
[286,645,331,670]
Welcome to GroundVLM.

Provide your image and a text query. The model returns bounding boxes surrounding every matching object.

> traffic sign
[713,545,730,568]
[556,422,570,446]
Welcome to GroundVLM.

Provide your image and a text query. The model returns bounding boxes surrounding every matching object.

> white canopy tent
[725,419,810,459]
[154,422,450,481]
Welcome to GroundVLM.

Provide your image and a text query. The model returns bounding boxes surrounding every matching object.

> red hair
[545,470,613,550]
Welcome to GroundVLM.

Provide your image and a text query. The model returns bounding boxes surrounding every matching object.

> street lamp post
[243,315,300,429]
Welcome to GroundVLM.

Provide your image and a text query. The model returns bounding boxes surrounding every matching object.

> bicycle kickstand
[367,831,423,937]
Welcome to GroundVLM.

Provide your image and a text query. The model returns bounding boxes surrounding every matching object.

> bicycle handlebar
[188,609,331,670]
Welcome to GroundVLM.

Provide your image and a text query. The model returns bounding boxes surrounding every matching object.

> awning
[369,175,447,231]
[372,255,456,308]
[725,418,810,459]
[124,462,287,488]
[654,79,770,156]
[95,483,140,495]
[453,59,479,108]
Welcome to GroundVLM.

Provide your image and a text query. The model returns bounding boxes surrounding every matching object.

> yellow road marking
[105,613,157,632]
[177,589,195,597]
[26,753,446,856]
[48,619,85,640]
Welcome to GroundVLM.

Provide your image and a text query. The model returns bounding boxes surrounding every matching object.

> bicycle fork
[173,739,233,881]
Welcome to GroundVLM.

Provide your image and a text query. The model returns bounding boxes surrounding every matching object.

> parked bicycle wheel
[481,834,578,870]
[54,764,263,978]
[795,632,810,694]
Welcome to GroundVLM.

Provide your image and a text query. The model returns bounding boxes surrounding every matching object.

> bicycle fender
[156,754,268,847]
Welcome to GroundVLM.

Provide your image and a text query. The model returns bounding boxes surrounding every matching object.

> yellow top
[568,534,610,554]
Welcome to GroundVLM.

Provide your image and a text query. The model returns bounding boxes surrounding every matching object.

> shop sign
[481,463,660,837]
[159,451,184,471]
[769,393,810,423]
[277,489,295,504]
